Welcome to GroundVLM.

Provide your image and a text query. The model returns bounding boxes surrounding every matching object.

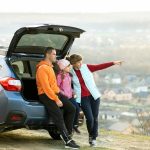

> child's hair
[53,62,61,75]
[54,58,73,81]
[53,61,71,80]
[66,54,82,65]
[59,72,73,84]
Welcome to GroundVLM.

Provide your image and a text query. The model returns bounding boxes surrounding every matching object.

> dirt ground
[0,126,150,150]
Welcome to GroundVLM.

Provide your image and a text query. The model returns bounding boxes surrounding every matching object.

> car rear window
[17,33,68,50]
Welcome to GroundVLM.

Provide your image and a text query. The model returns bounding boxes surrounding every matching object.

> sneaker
[73,126,81,134]
[65,140,80,149]
[90,140,97,147]
[71,139,78,145]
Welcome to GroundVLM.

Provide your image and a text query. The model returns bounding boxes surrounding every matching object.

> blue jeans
[81,95,100,139]
[69,98,80,127]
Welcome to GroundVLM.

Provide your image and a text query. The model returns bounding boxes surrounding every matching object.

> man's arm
[37,67,60,102]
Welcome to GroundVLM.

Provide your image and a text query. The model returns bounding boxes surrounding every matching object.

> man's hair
[44,47,55,58]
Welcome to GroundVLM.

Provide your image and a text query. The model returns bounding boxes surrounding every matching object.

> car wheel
[48,130,61,140]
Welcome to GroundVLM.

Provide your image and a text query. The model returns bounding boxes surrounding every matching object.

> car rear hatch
[6,24,85,59]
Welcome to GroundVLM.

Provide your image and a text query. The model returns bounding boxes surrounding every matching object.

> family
[36,47,123,149]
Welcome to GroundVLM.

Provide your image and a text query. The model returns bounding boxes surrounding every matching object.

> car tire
[48,130,61,140]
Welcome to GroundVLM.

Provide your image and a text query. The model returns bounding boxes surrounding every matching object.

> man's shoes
[60,131,80,149]
[73,126,81,134]
[65,140,80,149]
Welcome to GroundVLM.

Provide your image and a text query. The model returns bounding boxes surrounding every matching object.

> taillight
[0,77,22,91]
[10,114,23,122]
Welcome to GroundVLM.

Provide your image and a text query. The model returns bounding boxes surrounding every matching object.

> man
[36,47,79,149]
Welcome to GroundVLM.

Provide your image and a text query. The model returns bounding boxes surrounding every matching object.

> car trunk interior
[11,59,41,102]
[21,77,39,101]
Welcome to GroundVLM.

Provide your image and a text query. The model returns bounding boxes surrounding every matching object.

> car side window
[12,61,31,78]
[12,61,24,76]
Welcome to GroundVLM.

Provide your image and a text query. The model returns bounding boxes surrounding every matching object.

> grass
[101,128,150,141]
[74,124,150,150]
[80,147,112,150]
[0,125,150,150]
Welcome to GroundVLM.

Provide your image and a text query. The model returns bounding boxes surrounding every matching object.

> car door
[6,24,85,59]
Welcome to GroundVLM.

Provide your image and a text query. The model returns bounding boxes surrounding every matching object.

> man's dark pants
[39,93,76,138]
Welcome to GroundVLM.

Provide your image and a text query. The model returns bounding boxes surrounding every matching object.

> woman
[67,54,123,147]
[57,59,81,134]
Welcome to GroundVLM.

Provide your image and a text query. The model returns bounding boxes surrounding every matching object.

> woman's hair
[66,54,82,65]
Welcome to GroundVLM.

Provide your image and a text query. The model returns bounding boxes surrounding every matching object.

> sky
[0,0,150,13]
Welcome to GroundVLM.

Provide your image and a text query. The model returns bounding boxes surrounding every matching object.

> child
[57,59,81,134]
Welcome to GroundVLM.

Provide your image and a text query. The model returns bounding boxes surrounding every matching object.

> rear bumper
[0,89,61,130]
[0,90,48,125]
[6,110,27,125]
